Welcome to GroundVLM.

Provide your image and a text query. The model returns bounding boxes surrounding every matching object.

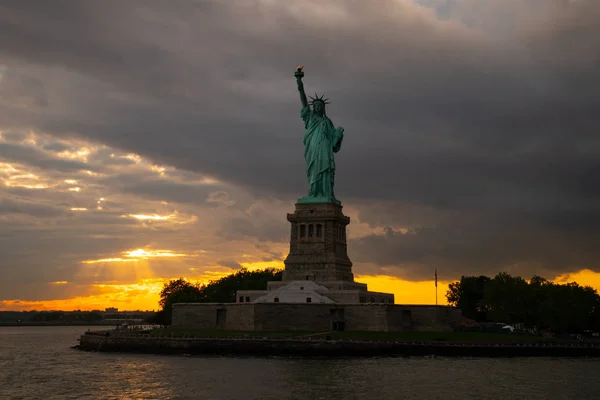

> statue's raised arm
[295,66,309,109]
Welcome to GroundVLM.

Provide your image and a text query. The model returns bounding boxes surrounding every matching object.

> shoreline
[76,332,600,358]
[0,322,117,327]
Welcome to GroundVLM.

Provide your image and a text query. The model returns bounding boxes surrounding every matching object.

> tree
[156,278,203,325]
[480,272,531,325]
[447,272,600,333]
[198,268,282,303]
[538,282,599,333]
[159,278,203,309]
[152,268,282,325]
[446,275,490,321]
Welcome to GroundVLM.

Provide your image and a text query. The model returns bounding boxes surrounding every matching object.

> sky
[1,0,599,311]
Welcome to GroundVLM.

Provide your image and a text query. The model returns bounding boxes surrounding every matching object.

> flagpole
[435,269,438,306]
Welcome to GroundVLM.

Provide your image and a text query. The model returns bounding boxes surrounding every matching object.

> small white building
[237,279,393,305]
[253,281,335,304]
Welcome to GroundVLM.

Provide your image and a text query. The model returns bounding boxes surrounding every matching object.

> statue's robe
[300,105,344,203]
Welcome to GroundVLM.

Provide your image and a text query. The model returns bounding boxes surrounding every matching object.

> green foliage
[446,275,490,321]
[155,278,204,326]
[480,272,531,325]
[154,268,282,325]
[446,272,600,333]
[159,278,204,309]
[197,268,282,303]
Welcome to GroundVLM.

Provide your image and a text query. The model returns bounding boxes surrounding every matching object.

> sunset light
[81,248,192,264]
[125,213,174,221]
[4,181,48,189]
[3,3,600,398]
[1,167,52,189]
[56,147,92,162]
[1,0,598,336]
[124,249,190,259]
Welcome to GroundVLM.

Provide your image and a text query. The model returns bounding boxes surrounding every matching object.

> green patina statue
[294,66,344,205]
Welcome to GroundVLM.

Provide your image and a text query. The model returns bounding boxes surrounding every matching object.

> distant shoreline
[0,322,116,327]
[75,332,600,358]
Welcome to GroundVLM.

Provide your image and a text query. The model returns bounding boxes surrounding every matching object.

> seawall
[76,332,600,358]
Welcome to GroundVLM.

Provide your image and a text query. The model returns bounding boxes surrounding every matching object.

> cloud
[0,67,47,108]
[0,131,292,302]
[217,200,291,243]
[350,206,600,281]
[0,142,91,172]
[0,197,65,217]
[217,260,244,270]
[119,179,220,205]
[1,0,598,203]
[1,1,600,305]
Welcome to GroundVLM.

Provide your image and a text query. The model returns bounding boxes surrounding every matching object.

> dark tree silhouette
[446,275,490,321]
[197,268,282,303]
[447,272,600,333]
[149,268,282,325]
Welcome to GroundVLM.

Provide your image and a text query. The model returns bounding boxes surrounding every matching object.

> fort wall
[171,303,461,332]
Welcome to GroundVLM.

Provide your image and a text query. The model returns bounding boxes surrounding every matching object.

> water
[1,327,599,400]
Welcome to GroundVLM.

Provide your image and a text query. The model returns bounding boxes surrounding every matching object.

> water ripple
[1,327,599,400]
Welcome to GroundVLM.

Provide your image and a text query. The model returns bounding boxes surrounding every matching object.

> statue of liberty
[294,66,344,205]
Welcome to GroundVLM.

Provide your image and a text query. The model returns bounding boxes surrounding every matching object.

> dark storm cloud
[350,203,600,281]
[1,0,600,282]
[1,1,597,201]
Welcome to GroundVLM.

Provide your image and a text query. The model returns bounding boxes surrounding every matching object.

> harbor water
[1,326,599,400]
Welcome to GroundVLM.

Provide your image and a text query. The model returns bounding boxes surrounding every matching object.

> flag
[435,269,438,287]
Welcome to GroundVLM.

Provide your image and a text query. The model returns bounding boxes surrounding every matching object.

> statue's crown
[309,93,330,105]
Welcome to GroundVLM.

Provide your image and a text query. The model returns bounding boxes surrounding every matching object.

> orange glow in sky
[2,266,600,312]
[2,139,599,313]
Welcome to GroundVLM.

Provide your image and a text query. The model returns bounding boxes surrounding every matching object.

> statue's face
[313,101,324,115]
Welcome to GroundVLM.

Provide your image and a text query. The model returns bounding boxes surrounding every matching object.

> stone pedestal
[283,202,353,282]
[236,201,395,306]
